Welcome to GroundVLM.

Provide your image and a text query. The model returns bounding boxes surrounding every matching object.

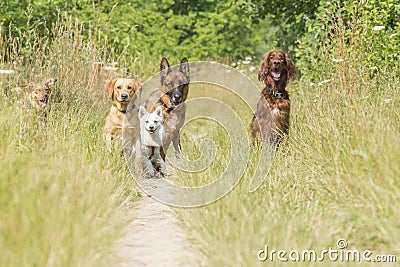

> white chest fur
[140,128,163,147]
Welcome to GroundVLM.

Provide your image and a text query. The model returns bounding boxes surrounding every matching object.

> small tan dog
[24,78,57,116]
[103,78,142,156]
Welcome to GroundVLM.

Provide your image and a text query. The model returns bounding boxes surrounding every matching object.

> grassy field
[176,56,400,266]
[0,19,139,266]
[1,13,399,267]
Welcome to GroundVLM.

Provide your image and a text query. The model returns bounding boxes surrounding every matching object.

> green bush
[295,0,400,81]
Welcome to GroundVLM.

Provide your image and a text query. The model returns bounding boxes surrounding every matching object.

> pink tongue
[272,72,281,78]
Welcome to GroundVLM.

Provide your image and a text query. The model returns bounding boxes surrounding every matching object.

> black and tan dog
[103,78,143,154]
[145,57,190,159]
[24,77,57,122]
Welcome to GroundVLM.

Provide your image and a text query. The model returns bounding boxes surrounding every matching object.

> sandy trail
[113,178,204,267]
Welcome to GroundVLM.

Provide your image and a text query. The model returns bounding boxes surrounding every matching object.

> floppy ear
[155,106,163,118]
[138,106,147,120]
[180,57,190,79]
[24,82,35,91]
[258,52,270,83]
[285,53,297,81]
[135,81,143,97]
[45,78,57,88]
[160,58,170,83]
[105,79,116,100]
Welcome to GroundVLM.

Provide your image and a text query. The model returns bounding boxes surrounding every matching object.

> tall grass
[0,15,138,266]
[1,7,399,267]
[175,20,400,267]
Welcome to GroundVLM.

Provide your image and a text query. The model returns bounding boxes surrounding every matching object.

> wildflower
[249,66,256,72]
[103,66,118,71]
[331,57,344,63]
[351,149,369,161]
[372,26,385,31]
[317,79,332,86]
[350,105,356,109]
[10,87,22,93]
[384,98,391,104]
[242,60,251,65]
[0,69,15,74]
[245,56,252,61]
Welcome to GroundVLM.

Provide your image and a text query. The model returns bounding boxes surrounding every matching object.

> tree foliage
[236,0,399,78]
[233,0,321,51]
[1,0,276,66]
[295,0,400,80]
[1,0,398,78]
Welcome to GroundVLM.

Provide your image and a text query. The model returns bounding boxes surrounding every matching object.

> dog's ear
[180,57,190,79]
[135,81,143,97]
[24,82,35,91]
[45,78,57,88]
[138,106,148,120]
[285,53,297,81]
[160,58,170,83]
[258,52,270,83]
[105,79,116,100]
[155,106,163,119]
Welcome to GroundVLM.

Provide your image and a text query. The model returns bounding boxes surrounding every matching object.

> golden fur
[103,78,142,154]
[25,77,57,113]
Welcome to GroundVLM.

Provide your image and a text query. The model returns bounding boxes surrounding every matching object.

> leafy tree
[295,0,400,79]
[1,0,277,68]
[233,0,321,51]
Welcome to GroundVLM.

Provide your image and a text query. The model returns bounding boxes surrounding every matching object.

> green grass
[1,11,399,267]
[0,18,139,266]
[0,85,138,266]
[175,61,400,266]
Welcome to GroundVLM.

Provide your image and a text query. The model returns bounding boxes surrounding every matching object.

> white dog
[138,105,167,177]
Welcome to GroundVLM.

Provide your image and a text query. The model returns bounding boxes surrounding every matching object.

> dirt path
[112,181,204,267]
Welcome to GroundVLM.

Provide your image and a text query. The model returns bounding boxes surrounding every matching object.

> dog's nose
[273,61,280,67]
[173,92,182,100]
[149,125,154,130]
[121,93,128,100]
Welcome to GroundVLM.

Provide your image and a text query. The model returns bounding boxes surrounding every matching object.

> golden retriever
[103,78,142,155]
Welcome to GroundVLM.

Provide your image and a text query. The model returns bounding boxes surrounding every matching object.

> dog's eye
[117,86,121,90]
[154,120,158,124]
[127,86,132,90]
[145,120,149,123]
